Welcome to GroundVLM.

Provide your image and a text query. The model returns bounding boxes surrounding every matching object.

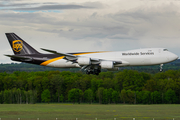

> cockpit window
[163,49,168,51]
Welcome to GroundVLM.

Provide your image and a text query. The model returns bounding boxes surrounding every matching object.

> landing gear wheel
[86,70,90,75]
[90,71,93,74]
[93,69,101,75]
[86,69,93,75]
[86,69,101,75]
[93,69,98,75]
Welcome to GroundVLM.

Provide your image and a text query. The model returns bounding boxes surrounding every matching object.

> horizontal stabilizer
[4,54,32,60]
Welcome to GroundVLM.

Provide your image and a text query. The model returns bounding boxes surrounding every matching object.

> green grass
[0,104,180,120]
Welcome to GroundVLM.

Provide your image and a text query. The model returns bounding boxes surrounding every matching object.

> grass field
[0,104,180,120]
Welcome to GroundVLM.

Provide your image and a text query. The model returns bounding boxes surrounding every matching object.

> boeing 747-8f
[5,33,178,75]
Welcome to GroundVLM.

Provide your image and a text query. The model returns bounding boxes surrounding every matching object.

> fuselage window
[163,49,168,51]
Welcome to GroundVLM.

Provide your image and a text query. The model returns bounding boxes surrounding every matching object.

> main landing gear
[86,69,101,75]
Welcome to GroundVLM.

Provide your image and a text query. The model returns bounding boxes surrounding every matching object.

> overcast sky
[1,0,180,63]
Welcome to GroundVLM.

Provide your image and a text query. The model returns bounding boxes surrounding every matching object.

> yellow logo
[12,40,23,52]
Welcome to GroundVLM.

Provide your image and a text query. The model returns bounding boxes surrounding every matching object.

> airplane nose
[175,54,179,60]
[170,53,179,61]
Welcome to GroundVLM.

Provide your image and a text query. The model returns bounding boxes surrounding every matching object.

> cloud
[0,3,37,7]
[82,2,105,8]
[0,0,23,1]
[1,3,180,41]
[1,0,180,63]
[0,2,105,12]
[13,4,92,11]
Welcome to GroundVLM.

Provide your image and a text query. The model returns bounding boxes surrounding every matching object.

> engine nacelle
[107,67,119,71]
[100,61,114,69]
[77,57,91,65]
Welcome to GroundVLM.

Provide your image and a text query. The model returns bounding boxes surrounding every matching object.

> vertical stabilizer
[5,33,40,55]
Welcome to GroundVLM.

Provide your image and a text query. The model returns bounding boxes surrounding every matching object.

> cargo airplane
[5,33,178,75]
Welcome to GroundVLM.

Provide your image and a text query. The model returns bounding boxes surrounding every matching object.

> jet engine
[77,57,91,65]
[100,61,114,69]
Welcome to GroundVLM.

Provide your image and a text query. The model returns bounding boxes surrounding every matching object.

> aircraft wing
[41,48,102,62]
[41,48,76,57]
[41,48,79,62]
[41,48,122,65]
[41,48,101,63]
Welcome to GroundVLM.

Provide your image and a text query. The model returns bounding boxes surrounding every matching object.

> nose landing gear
[160,64,163,72]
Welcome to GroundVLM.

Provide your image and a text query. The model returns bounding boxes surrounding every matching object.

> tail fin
[6,33,40,55]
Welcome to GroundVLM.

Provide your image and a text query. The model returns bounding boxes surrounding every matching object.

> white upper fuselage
[45,48,178,68]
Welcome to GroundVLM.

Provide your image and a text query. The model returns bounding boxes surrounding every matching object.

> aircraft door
[159,49,161,53]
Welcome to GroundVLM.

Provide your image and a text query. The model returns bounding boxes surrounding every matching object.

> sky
[1,0,180,63]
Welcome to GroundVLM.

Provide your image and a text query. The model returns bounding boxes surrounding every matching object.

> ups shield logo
[13,40,23,52]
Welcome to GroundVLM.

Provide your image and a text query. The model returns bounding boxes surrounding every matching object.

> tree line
[1,59,180,73]
[0,70,180,104]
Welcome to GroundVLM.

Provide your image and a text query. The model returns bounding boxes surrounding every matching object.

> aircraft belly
[46,59,78,68]
[121,57,147,66]
[151,56,168,64]
[121,56,169,66]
